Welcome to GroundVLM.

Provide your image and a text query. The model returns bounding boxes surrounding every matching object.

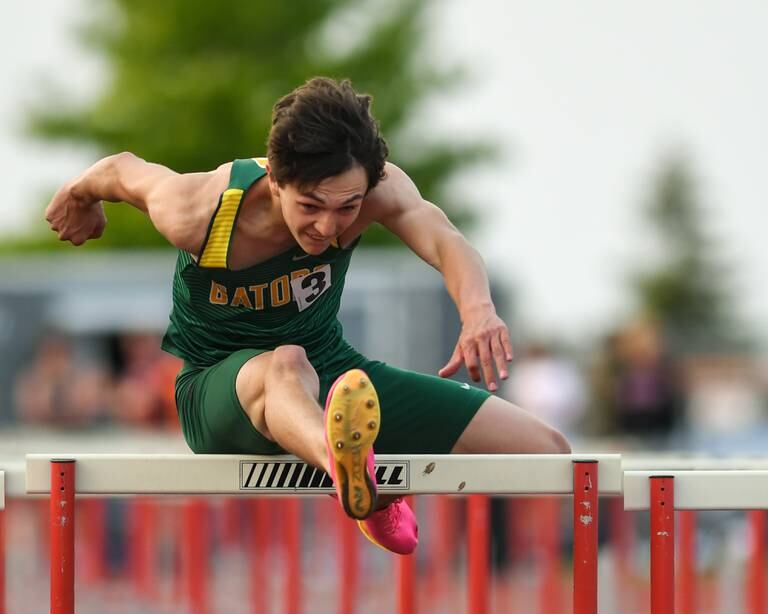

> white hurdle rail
[624,470,768,511]
[26,453,623,495]
[26,453,621,614]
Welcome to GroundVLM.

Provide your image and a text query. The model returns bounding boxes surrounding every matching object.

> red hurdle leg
[128,498,158,598]
[610,497,633,578]
[427,496,457,606]
[677,510,696,614]
[538,497,563,614]
[746,510,766,614]
[283,499,301,614]
[221,498,241,549]
[339,507,358,614]
[183,499,209,614]
[397,497,416,614]
[573,460,598,614]
[468,495,490,614]
[80,500,106,586]
[650,476,674,614]
[51,459,75,614]
[249,499,271,614]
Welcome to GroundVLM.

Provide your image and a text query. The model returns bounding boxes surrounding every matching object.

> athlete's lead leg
[236,345,381,519]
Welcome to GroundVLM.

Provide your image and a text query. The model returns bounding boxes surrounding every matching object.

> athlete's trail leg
[452,396,571,454]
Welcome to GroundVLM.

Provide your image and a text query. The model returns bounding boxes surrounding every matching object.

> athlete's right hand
[45,182,107,246]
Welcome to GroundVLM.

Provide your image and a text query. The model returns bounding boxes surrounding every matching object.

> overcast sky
[2,0,767,347]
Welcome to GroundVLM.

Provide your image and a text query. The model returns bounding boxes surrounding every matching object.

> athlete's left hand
[438,307,514,392]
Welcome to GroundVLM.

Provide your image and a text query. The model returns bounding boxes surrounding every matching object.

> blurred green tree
[15,0,493,250]
[631,154,748,351]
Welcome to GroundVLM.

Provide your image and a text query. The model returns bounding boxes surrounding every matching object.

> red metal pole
[79,500,106,586]
[573,461,598,614]
[249,499,271,614]
[397,497,416,614]
[130,498,158,598]
[677,511,696,614]
[221,498,241,549]
[339,507,358,614]
[183,499,209,614]
[650,476,674,614]
[747,510,766,614]
[171,501,183,604]
[427,496,456,606]
[610,497,633,577]
[538,497,563,614]
[468,495,490,614]
[50,459,75,614]
[283,499,301,614]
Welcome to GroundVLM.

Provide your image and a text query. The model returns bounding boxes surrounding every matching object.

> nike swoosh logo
[292,253,311,261]
[460,383,471,390]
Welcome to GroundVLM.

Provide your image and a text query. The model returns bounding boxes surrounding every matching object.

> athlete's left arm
[368,163,513,391]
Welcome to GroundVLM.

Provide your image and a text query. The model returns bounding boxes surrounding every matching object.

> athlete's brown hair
[267,77,388,191]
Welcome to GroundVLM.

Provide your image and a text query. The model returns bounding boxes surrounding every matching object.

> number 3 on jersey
[291,264,332,312]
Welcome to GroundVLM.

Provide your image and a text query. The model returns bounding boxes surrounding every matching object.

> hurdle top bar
[624,470,768,511]
[26,453,622,496]
[623,456,768,471]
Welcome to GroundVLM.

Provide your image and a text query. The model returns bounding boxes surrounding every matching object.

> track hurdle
[624,456,768,614]
[26,453,622,614]
[624,469,768,614]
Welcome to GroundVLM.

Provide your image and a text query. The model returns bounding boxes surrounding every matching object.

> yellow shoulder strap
[198,188,245,268]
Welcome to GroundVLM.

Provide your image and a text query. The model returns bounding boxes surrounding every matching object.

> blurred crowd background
[2,0,768,612]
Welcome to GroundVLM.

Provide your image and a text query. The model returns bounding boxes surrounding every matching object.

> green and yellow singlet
[161,158,360,369]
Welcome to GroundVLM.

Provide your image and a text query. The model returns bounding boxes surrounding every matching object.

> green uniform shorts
[175,347,490,455]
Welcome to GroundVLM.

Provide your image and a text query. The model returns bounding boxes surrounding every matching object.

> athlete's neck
[239,176,294,245]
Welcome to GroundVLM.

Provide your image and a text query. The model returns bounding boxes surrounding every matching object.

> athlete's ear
[265,163,280,198]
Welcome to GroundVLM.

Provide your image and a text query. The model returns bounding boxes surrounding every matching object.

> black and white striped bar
[624,470,768,510]
[26,454,622,495]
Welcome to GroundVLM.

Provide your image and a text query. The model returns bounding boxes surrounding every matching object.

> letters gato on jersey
[208,264,331,313]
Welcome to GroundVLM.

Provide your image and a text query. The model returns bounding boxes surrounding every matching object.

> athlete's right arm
[45,152,222,251]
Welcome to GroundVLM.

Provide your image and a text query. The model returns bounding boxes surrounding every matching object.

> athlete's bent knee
[270,345,310,372]
[267,345,318,391]
[546,427,572,455]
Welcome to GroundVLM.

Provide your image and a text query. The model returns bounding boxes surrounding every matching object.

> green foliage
[631,155,747,351]
[18,0,492,250]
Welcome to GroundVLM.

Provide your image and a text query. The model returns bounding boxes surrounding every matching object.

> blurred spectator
[13,333,110,427]
[508,341,586,440]
[112,331,182,430]
[584,332,622,437]
[612,317,684,443]
[683,354,766,435]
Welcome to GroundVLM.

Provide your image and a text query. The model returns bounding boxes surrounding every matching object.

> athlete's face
[271,164,368,255]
